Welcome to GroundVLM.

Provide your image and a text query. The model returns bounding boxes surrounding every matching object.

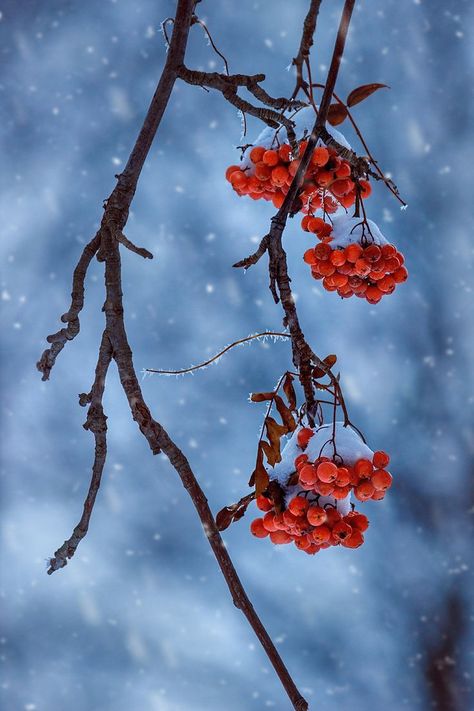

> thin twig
[192,16,230,75]
[36,232,101,381]
[146,331,290,375]
[116,230,154,259]
[47,331,112,573]
[291,0,323,100]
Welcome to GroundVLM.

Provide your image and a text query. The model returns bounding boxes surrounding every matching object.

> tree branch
[39,1,309,708]
[36,232,101,381]
[291,0,323,100]
[177,65,302,146]
[47,330,112,573]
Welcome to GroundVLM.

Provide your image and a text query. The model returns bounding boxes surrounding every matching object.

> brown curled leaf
[216,492,256,531]
[283,372,297,411]
[346,83,389,108]
[274,395,297,433]
[327,103,348,126]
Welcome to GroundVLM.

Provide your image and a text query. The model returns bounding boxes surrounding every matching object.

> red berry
[278,144,292,162]
[312,146,330,167]
[303,248,317,265]
[306,506,327,527]
[256,494,273,512]
[371,469,393,491]
[249,146,265,164]
[314,481,335,496]
[295,453,309,469]
[341,528,364,548]
[297,427,314,448]
[393,266,408,283]
[317,461,338,483]
[347,512,369,532]
[250,518,269,538]
[311,525,331,544]
[345,243,363,263]
[332,521,353,542]
[263,149,279,166]
[354,459,374,479]
[333,485,351,500]
[354,481,375,501]
[262,512,278,532]
[299,464,318,487]
[288,496,310,517]
[373,450,390,469]
[225,165,241,181]
[270,530,292,544]
[330,249,346,267]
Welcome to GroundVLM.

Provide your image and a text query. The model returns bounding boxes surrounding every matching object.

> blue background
[1,1,473,710]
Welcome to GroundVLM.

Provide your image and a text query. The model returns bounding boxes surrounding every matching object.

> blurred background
[1,1,473,709]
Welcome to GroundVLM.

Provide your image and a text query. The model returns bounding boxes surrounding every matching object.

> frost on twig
[145,331,290,376]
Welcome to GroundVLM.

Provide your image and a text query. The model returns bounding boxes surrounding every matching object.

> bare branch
[233,234,270,269]
[177,65,299,145]
[146,331,290,375]
[291,0,323,100]
[116,230,153,259]
[36,232,101,380]
[47,331,112,574]
[191,16,230,75]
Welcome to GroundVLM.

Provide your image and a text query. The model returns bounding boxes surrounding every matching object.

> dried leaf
[216,492,255,531]
[266,479,285,513]
[249,443,270,496]
[346,83,389,108]
[283,372,297,411]
[215,507,234,531]
[265,416,288,466]
[274,395,297,432]
[261,439,279,467]
[255,464,269,497]
[324,354,337,369]
[312,354,337,379]
[327,103,348,126]
[251,392,275,402]
[287,472,299,487]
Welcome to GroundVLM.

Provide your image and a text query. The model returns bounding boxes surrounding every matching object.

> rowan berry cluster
[250,495,369,555]
[225,142,368,212]
[303,240,408,304]
[250,426,393,555]
[294,427,392,502]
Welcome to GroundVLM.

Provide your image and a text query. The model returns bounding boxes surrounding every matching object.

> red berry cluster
[250,427,393,555]
[250,496,369,554]
[303,241,408,304]
[294,427,392,502]
[225,142,369,212]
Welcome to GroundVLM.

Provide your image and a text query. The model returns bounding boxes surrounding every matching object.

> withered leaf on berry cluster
[215,492,256,531]
[249,374,299,494]
[248,442,270,496]
[283,372,297,411]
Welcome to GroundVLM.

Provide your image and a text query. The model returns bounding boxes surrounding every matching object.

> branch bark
[47,330,112,573]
